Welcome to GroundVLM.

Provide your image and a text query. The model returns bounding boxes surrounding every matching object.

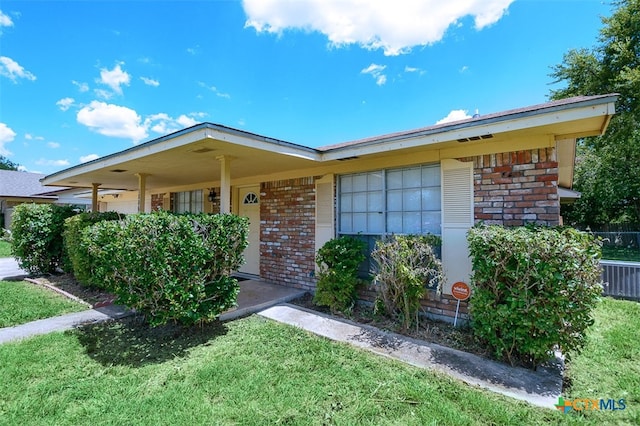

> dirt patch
[289,293,491,359]
[28,274,117,308]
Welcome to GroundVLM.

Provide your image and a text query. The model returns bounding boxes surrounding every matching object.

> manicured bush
[10,203,77,274]
[84,211,248,326]
[63,211,123,287]
[371,234,443,331]
[467,225,603,368]
[313,236,366,313]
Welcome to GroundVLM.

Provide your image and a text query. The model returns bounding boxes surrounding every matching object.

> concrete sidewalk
[0,257,27,281]
[259,304,563,409]
[0,305,131,344]
[0,278,305,344]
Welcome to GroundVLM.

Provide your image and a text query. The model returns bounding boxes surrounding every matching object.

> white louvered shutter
[441,159,474,294]
[315,175,335,255]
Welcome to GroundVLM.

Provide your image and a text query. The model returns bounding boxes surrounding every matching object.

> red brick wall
[151,193,165,211]
[357,285,469,324]
[459,147,560,226]
[260,177,317,290]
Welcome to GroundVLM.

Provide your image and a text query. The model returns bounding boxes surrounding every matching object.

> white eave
[319,94,618,161]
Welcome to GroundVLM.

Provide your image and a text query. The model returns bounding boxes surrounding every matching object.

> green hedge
[83,212,249,326]
[63,211,123,288]
[467,225,603,367]
[313,236,366,313]
[10,203,77,274]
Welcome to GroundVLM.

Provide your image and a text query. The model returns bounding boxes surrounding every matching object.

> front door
[238,186,260,275]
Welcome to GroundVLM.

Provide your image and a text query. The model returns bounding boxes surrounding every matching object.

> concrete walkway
[259,304,562,409]
[0,278,305,344]
[0,257,27,281]
[0,305,131,344]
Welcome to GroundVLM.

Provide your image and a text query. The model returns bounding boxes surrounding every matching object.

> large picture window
[338,164,441,236]
[174,190,204,213]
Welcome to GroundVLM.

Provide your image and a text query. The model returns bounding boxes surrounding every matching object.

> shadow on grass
[72,314,228,367]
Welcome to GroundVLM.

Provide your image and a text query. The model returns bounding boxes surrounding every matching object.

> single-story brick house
[41,94,617,322]
[0,170,91,229]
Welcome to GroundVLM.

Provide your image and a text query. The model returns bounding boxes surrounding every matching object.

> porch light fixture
[208,189,217,202]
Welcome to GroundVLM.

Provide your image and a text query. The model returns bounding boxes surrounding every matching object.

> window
[174,190,204,213]
[243,192,259,205]
[338,164,441,236]
[338,164,441,277]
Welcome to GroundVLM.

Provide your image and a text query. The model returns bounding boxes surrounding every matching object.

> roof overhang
[41,94,618,191]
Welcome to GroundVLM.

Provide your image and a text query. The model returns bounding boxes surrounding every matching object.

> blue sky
[0,0,612,175]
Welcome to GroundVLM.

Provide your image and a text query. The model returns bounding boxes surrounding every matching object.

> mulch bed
[25,274,491,361]
[289,293,491,359]
[26,274,117,308]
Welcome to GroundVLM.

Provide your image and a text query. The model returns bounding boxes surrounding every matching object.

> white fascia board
[42,125,321,186]
[320,100,616,161]
[203,127,321,161]
[41,128,212,186]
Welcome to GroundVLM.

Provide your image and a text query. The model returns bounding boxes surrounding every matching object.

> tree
[0,156,19,171]
[550,0,640,226]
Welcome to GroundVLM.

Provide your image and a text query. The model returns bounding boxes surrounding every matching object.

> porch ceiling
[48,136,320,191]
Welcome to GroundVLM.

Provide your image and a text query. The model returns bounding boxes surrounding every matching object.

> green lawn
[0,280,87,328]
[601,246,640,262]
[0,240,11,258]
[1,299,638,425]
[563,297,640,424]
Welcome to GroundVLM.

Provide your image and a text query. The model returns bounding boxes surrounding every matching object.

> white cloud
[36,158,70,167]
[140,76,160,87]
[47,142,60,149]
[56,97,75,111]
[436,109,472,124]
[98,62,130,95]
[361,63,387,86]
[176,115,197,127]
[24,133,44,142]
[72,80,89,92]
[460,65,469,73]
[0,10,14,28]
[243,0,513,56]
[0,122,16,155]
[198,81,231,99]
[94,88,113,100]
[80,154,99,163]
[0,56,36,82]
[145,112,202,135]
[77,101,148,142]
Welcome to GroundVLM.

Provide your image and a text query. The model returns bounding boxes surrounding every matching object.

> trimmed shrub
[84,211,248,326]
[10,203,77,274]
[371,234,443,331]
[467,225,603,368]
[313,236,366,313]
[63,211,123,287]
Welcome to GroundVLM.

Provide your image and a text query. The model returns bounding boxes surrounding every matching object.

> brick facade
[151,193,165,211]
[256,148,560,323]
[260,177,317,290]
[459,147,560,226]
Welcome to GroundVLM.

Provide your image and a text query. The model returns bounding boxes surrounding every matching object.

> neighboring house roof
[0,170,78,199]
[0,170,53,198]
[41,94,618,191]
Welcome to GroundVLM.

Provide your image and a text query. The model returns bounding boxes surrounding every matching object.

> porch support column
[216,155,233,214]
[91,183,101,212]
[135,173,149,213]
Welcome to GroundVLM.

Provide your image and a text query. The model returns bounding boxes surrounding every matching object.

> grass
[601,246,640,262]
[1,300,638,426]
[0,240,11,258]
[0,280,87,328]
[563,297,640,424]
